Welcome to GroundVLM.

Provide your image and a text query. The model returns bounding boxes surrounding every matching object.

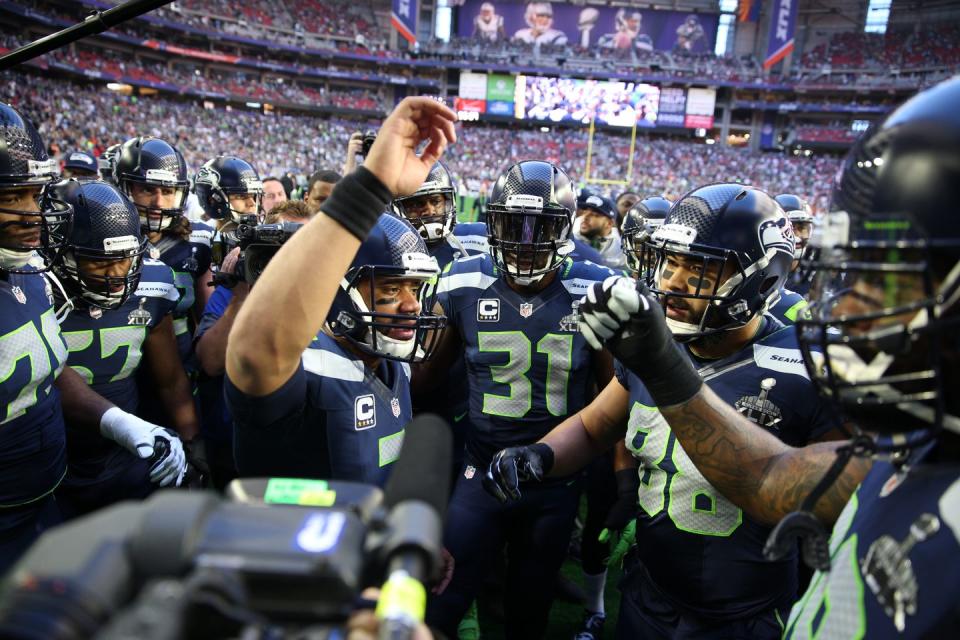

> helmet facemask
[646,227,782,342]
[122,176,189,234]
[394,190,457,246]
[58,236,146,310]
[487,195,573,286]
[0,187,73,274]
[332,256,447,364]
[797,211,960,439]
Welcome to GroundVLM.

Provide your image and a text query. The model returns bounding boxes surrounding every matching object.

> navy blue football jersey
[58,260,179,473]
[225,332,411,487]
[437,254,616,466]
[786,442,960,638]
[0,270,68,515]
[430,222,488,270]
[616,318,838,620]
[769,287,810,325]
[148,222,213,361]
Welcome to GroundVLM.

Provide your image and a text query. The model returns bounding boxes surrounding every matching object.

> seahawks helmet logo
[757,215,796,257]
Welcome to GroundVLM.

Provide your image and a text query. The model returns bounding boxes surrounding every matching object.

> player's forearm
[196,294,245,376]
[613,439,637,473]
[227,169,390,396]
[542,413,620,477]
[55,366,114,429]
[660,387,871,527]
[156,372,200,440]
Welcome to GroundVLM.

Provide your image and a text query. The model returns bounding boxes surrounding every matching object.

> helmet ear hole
[759,275,779,297]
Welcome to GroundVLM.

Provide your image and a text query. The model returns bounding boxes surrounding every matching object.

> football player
[776,193,816,297]
[114,137,215,366]
[542,77,960,638]
[620,195,671,279]
[416,160,617,639]
[484,184,841,638]
[0,105,182,573]
[224,97,457,487]
[49,180,195,517]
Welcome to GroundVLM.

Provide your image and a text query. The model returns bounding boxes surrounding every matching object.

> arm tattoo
[661,388,872,528]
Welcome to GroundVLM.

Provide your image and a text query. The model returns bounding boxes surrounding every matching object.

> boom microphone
[374,413,453,640]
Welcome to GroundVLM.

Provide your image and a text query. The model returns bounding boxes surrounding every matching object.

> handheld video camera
[0,415,452,640]
[361,130,378,158]
[212,217,303,289]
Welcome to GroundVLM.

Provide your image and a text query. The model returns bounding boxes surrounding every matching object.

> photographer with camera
[342,130,379,177]
[194,200,314,488]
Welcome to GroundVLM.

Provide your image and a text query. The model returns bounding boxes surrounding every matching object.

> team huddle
[2,77,959,640]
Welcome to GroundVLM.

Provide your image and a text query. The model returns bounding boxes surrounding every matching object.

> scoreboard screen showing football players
[516,75,660,127]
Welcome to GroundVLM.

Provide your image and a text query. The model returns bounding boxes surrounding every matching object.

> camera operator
[194,201,314,488]
[342,130,378,177]
[224,97,457,486]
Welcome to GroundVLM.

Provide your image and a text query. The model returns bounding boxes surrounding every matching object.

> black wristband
[644,340,704,409]
[530,442,555,476]
[614,468,640,497]
[318,166,392,241]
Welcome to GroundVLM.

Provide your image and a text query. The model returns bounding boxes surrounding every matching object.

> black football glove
[599,468,641,543]
[482,443,555,503]
[579,276,703,408]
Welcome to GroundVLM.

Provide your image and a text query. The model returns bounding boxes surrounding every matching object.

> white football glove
[99,407,187,487]
[579,275,644,349]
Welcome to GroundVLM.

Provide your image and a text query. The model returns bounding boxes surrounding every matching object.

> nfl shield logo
[11,286,26,304]
[391,397,401,418]
[464,465,476,479]
[519,303,533,318]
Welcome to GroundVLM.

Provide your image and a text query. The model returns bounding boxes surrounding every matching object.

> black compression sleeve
[318,166,392,240]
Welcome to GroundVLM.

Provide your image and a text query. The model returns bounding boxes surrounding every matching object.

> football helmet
[327,213,447,363]
[392,161,457,246]
[775,193,814,262]
[114,137,189,233]
[49,179,146,310]
[797,76,960,440]
[644,183,793,340]
[621,195,671,277]
[194,156,264,223]
[486,160,576,285]
[98,143,121,184]
[0,102,72,274]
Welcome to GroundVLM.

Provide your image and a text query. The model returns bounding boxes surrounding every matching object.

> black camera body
[0,480,434,640]
[361,129,377,158]
[212,218,304,289]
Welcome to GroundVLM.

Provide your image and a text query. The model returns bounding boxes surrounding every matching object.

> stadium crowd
[4,72,839,212]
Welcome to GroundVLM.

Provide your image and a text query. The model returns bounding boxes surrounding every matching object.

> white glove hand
[99,407,187,487]
[579,275,644,349]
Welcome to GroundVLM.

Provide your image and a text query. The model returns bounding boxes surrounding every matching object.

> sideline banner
[763,0,798,69]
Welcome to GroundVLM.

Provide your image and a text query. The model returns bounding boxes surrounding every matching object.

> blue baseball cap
[63,150,98,173]
[579,193,617,220]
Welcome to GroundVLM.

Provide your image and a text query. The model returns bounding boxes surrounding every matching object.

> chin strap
[763,432,876,572]
[44,270,75,324]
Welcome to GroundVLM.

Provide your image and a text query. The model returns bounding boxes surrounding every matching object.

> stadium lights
[246,102,262,108]
[540,126,550,133]
[705,139,716,145]
[106,82,131,92]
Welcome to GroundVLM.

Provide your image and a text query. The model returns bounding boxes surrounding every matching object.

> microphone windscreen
[382,413,452,519]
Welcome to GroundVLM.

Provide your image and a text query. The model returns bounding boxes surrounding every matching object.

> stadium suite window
[864,0,891,34]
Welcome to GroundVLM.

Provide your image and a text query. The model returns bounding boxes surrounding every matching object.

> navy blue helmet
[621,195,672,277]
[327,213,447,363]
[114,136,189,233]
[0,102,72,274]
[797,76,960,440]
[486,160,576,285]
[393,161,458,246]
[644,183,793,340]
[49,179,146,310]
[194,156,263,223]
